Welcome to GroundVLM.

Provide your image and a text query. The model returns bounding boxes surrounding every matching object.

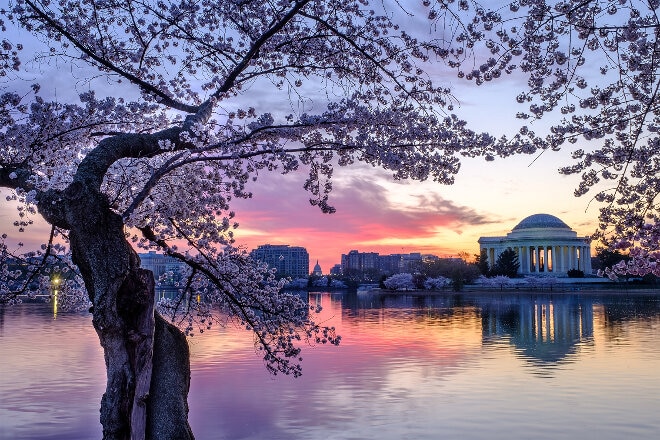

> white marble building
[478,214,592,276]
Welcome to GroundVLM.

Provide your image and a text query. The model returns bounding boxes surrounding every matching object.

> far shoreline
[360,286,660,296]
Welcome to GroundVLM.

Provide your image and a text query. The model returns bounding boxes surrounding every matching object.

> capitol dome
[512,214,570,231]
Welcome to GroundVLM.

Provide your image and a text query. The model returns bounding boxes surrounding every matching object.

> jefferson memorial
[478,213,592,276]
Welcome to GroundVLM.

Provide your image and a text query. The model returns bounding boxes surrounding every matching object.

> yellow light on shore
[52,276,61,320]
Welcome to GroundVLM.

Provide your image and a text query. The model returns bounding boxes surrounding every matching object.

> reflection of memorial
[481,295,594,364]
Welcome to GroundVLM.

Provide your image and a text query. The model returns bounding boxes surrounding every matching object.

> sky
[227,137,599,273]
[0,3,603,274]
[226,74,601,272]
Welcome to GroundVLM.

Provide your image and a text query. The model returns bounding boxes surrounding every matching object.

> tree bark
[148,314,194,440]
[46,182,194,439]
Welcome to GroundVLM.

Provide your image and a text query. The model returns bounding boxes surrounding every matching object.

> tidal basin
[1,291,659,439]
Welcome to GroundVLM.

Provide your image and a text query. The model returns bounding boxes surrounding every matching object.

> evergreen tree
[492,248,520,278]
[475,249,490,276]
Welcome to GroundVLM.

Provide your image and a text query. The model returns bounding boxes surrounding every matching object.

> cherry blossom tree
[384,273,416,290]
[424,275,451,290]
[285,277,310,290]
[422,0,660,277]
[0,1,503,438]
[524,275,543,290]
[491,275,512,290]
[312,276,330,287]
[540,275,560,290]
[2,0,659,438]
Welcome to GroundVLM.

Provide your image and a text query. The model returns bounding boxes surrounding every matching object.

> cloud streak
[230,167,501,271]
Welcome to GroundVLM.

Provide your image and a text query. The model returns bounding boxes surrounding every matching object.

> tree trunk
[148,313,195,440]
[60,183,193,439]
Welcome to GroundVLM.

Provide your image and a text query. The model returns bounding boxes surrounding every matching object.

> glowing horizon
[228,153,599,274]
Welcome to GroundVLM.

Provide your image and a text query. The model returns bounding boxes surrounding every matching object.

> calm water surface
[1,292,659,440]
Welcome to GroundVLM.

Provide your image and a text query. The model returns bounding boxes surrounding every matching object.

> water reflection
[339,292,660,369]
[1,292,659,440]
[480,295,594,366]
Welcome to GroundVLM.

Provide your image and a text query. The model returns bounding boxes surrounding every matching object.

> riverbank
[363,285,660,296]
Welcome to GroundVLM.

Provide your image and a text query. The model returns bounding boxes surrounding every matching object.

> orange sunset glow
[228,151,599,273]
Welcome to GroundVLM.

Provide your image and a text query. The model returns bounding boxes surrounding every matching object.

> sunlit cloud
[229,165,503,269]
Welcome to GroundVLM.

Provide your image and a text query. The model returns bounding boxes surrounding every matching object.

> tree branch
[23,0,199,114]
[211,0,312,99]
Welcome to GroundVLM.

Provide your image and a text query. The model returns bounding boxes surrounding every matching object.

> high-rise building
[139,251,185,282]
[378,254,401,275]
[399,252,423,273]
[250,244,310,278]
[340,250,379,273]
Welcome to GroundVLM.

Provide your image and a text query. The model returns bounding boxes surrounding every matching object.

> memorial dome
[512,213,570,231]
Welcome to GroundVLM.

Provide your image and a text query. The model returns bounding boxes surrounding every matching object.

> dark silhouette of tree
[475,249,490,276]
[567,269,585,278]
[492,248,520,278]
[592,247,629,273]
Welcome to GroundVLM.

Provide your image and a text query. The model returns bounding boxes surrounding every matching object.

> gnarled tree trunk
[42,183,194,439]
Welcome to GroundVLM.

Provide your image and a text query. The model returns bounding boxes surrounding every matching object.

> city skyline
[226,157,598,275]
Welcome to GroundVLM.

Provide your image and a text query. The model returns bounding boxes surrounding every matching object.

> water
[1,292,659,440]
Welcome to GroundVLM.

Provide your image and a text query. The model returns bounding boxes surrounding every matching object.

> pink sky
[227,155,599,272]
[229,170,491,271]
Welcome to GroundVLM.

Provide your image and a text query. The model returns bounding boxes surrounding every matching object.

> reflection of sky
[1,293,660,439]
[0,306,106,440]
[185,293,660,440]
[187,293,486,439]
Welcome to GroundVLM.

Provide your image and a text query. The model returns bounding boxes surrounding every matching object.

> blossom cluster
[154,245,339,376]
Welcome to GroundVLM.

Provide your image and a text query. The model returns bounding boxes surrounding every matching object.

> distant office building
[399,252,423,273]
[250,244,310,278]
[378,254,401,275]
[138,251,185,283]
[341,250,379,273]
[329,264,342,276]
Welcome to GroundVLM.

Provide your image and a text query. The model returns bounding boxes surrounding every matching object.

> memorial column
[571,246,578,270]
[534,247,540,273]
